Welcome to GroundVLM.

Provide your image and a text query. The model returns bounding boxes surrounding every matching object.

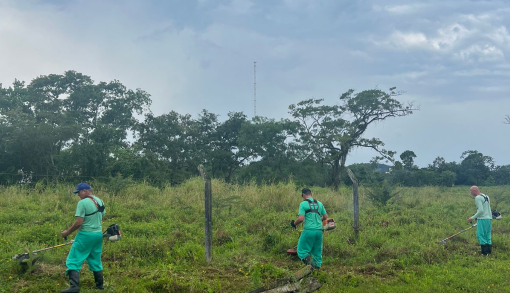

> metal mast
[254,61,257,117]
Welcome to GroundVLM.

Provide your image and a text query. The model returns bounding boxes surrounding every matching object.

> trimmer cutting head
[286,247,297,255]
[13,240,74,270]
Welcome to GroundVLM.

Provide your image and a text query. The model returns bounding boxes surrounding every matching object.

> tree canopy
[1,72,509,188]
[289,87,416,190]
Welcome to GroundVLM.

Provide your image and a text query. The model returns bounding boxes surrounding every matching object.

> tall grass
[1,180,510,292]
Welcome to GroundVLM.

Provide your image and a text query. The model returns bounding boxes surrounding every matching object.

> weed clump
[366,180,400,206]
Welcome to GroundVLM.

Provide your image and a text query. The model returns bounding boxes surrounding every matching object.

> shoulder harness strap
[84,197,105,217]
[304,199,319,214]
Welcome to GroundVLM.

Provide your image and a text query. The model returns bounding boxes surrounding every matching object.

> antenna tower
[253,61,257,117]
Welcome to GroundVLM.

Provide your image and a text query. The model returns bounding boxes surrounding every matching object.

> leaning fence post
[198,165,212,263]
[347,169,360,241]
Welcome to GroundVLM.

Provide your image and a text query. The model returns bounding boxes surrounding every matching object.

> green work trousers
[66,231,103,274]
[297,229,323,268]
[476,219,492,245]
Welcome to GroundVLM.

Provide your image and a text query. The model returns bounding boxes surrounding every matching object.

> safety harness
[478,194,502,220]
[84,196,105,217]
[304,198,320,215]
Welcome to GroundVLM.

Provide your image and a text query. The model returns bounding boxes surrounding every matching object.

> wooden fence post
[198,165,212,263]
[346,169,360,241]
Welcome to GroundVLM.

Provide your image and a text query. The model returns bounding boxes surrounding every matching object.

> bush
[366,180,400,206]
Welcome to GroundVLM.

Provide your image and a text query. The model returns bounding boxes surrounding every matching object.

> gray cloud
[1,0,509,166]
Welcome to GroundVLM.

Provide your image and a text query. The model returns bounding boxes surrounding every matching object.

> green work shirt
[75,195,105,233]
[298,198,327,230]
[471,194,492,220]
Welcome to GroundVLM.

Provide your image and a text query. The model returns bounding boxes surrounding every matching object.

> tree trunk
[332,158,340,191]
[339,154,347,186]
[333,154,347,191]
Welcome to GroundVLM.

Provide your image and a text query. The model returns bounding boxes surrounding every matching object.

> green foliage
[289,87,415,190]
[400,150,417,171]
[262,232,281,252]
[247,262,286,288]
[439,171,457,187]
[3,73,510,188]
[342,163,385,186]
[458,150,495,185]
[366,180,400,206]
[0,71,151,182]
[340,273,363,288]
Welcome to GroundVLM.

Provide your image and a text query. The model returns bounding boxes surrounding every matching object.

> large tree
[458,150,495,185]
[492,165,510,185]
[400,150,417,171]
[136,111,203,183]
[235,117,300,183]
[428,156,446,172]
[41,71,151,178]
[209,112,253,182]
[289,87,416,190]
[0,77,80,178]
[0,71,151,181]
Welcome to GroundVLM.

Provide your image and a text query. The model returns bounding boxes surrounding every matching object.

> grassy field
[1,179,510,292]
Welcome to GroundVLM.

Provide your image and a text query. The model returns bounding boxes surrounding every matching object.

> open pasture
[1,180,510,292]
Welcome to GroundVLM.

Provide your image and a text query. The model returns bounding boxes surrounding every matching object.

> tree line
[1,71,508,188]
[349,149,510,188]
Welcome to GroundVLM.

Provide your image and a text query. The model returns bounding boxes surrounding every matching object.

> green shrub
[366,180,400,206]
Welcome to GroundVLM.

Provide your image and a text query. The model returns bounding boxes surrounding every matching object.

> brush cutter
[12,224,121,261]
[286,219,336,255]
[439,211,502,245]
[13,239,75,270]
[439,223,477,245]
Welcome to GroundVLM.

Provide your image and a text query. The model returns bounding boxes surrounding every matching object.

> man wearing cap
[291,188,328,269]
[60,183,105,292]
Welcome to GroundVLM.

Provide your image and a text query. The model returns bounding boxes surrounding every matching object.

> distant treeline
[1,71,508,188]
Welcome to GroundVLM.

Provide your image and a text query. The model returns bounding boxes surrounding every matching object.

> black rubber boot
[301,255,311,265]
[481,245,489,256]
[488,244,492,255]
[93,270,104,290]
[61,270,80,293]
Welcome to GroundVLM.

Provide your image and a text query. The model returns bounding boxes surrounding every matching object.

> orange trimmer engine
[323,218,336,231]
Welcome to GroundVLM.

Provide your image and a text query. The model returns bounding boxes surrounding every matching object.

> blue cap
[73,183,91,193]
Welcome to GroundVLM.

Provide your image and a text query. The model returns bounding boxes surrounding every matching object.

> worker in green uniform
[291,188,328,268]
[467,185,492,256]
[60,183,105,292]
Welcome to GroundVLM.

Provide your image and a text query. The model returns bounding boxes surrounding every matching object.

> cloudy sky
[1,0,509,167]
